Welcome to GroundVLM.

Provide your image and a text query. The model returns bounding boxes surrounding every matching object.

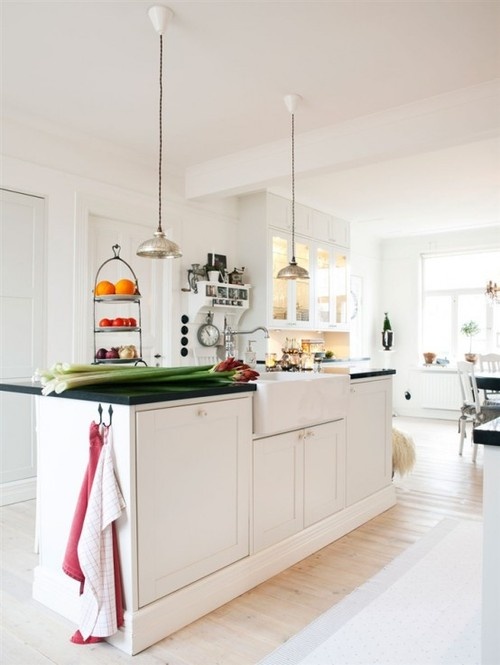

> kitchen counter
[0,371,395,655]
[0,378,256,405]
[0,371,394,403]
[323,367,396,379]
[473,417,500,663]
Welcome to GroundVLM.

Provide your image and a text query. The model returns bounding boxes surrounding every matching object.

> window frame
[421,250,500,362]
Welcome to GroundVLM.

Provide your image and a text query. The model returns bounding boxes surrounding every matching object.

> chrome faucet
[223,318,269,359]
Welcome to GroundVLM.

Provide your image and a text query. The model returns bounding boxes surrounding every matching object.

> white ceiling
[2,0,500,238]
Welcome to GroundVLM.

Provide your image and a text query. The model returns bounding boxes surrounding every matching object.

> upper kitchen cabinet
[312,210,350,248]
[237,192,350,336]
[267,193,312,237]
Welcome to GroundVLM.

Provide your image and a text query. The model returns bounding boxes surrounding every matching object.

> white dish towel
[77,425,125,639]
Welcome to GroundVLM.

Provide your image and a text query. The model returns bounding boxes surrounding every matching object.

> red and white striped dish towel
[77,425,125,640]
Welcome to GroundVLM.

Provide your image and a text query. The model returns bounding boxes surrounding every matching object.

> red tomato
[112,317,125,327]
[128,317,137,327]
[99,318,112,327]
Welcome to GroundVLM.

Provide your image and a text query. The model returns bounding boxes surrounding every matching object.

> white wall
[2,121,242,368]
[349,225,383,359]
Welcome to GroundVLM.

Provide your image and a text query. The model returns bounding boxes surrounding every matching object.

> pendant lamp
[137,5,182,259]
[276,94,309,280]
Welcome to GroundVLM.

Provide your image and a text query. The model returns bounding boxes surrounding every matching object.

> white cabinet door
[267,194,312,236]
[314,244,350,331]
[0,189,45,502]
[269,230,312,329]
[311,242,350,332]
[253,430,303,552]
[346,378,393,507]
[304,420,346,527]
[312,210,350,248]
[136,396,251,606]
[253,419,346,551]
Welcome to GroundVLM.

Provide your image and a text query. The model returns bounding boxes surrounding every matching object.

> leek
[35,359,259,395]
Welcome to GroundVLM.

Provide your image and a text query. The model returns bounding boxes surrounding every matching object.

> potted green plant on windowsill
[460,320,480,363]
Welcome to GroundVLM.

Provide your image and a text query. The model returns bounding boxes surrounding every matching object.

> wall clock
[197,312,220,347]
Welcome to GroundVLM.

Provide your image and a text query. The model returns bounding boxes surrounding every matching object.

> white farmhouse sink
[252,371,350,436]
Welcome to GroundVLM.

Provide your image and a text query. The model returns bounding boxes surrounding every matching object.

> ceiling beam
[185,80,500,201]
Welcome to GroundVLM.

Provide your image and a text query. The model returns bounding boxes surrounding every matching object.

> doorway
[0,189,45,505]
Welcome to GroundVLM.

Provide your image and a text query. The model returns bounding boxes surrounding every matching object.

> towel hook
[97,403,103,425]
[106,405,113,427]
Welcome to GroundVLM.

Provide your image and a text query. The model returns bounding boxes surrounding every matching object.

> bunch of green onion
[36,358,259,395]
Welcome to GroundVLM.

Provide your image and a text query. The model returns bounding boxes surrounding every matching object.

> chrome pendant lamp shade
[277,94,309,280]
[137,5,182,259]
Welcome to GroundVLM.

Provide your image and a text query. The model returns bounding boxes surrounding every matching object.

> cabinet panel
[312,210,350,247]
[253,431,303,552]
[136,398,251,606]
[346,379,392,506]
[253,420,346,551]
[267,194,311,236]
[304,420,345,527]
[267,193,290,230]
[333,249,349,329]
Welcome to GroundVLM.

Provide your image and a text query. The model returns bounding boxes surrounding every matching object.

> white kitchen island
[0,370,396,655]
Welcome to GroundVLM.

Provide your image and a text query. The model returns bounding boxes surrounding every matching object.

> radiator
[414,370,461,410]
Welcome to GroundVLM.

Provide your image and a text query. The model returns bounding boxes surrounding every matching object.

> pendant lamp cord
[291,112,296,263]
[157,34,164,234]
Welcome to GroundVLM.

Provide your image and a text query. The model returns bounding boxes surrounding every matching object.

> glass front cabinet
[270,232,312,328]
[314,245,350,331]
[270,231,349,331]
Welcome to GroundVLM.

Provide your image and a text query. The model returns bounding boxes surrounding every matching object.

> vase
[382,330,393,350]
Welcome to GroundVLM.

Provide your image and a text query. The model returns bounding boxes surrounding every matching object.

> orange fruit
[95,280,115,295]
[115,278,136,295]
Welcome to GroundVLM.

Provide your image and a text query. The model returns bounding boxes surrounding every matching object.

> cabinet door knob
[198,409,208,417]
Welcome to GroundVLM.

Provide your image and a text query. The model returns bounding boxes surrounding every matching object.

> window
[421,250,500,361]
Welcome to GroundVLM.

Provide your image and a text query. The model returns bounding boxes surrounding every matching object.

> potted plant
[460,320,480,363]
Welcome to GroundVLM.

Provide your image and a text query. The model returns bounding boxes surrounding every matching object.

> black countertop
[320,367,396,379]
[0,367,394,406]
[349,368,396,379]
[0,379,256,406]
[473,417,500,447]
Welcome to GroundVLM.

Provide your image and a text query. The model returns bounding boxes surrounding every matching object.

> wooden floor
[1,416,483,664]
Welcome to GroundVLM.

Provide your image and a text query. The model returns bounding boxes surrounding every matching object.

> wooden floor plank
[0,416,483,664]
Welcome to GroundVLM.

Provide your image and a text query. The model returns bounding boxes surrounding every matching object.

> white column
[482,445,500,665]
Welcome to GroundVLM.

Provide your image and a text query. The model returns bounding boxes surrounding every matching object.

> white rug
[258,518,482,665]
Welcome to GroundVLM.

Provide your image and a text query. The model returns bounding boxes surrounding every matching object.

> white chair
[457,361,500,461]
[478,353,500,372]
[478,353,500,404]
